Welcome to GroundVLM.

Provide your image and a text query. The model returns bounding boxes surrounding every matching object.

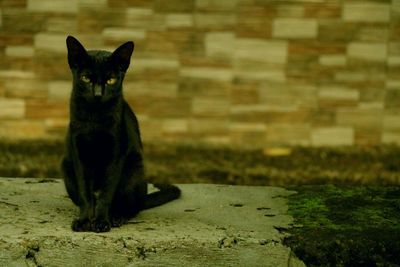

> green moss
[285,185,400,266]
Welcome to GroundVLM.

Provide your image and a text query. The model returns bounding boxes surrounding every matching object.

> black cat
[62,36,180,232]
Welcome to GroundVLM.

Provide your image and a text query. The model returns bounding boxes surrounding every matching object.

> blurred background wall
[0,0,399,147]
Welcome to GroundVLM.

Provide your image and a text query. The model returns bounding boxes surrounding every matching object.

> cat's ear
[66,36,88,69]
[111,41,134,72]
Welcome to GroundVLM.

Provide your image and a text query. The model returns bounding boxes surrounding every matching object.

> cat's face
[66,36,134,104]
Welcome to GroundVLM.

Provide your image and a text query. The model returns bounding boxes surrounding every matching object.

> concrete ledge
[0,178,305,267]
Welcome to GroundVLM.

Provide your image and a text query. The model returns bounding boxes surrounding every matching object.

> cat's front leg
[91,191,112,232]
[91,171,121,232]
[62,157,93,231]
[72,204,92,232]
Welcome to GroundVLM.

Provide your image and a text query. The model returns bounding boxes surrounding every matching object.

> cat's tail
[143,183,181,210]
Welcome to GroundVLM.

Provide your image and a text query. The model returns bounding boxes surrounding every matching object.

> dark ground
[1,139,400,266]
[284,185,400,267]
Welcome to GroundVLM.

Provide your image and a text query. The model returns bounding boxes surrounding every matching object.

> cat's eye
[81,75,91,83]
[106,78,117,85]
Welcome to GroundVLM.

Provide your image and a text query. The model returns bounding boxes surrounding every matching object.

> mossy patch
[285,185,400,266]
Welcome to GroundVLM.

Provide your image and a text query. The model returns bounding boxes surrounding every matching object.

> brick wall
[0,0,399,147]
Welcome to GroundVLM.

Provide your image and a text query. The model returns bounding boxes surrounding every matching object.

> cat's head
[66,36,134,104]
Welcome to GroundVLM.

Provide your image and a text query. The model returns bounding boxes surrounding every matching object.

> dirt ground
[1,139,400,186]
[1,139,400,266]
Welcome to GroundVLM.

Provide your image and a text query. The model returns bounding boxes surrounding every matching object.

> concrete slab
[0,178,305,267]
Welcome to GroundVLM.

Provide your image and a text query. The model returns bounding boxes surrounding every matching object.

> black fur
[62,36,180,232]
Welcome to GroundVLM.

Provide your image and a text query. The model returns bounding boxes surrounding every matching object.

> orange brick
[26,100,68,119]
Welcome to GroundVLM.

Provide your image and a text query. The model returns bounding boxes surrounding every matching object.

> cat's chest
[74,130,117,167]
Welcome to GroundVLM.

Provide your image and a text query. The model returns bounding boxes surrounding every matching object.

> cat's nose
[94,85,102,97]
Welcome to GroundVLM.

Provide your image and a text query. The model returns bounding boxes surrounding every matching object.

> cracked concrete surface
[0,178,305,267]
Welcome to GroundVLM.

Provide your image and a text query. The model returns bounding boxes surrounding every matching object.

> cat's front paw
[111,216,127,227]
[72,218,92,232]
[92,218,111,232]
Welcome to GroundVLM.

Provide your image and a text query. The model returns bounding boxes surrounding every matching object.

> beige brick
[230,105,270,114]
[393,1,400,18]
[162,119,188,133]
[231,84,259,105]
[319,55,347,66]
[0,98,25,119]
[46,17,77,32]
[234,50,286,82]
[34,33,67,53]
[318,87,359,101]
[235,68,286,82]
[5,46,34,58]
[393,0,400,8]
[386,80,400,90]
[388,56,400,67]
[235,39,288,64]
[383,113,400,130]
[0,121,46,139]
[153,0,195,12]
[357,26,389,42]
[194,13,236,29]
[5,80,47,99]
[68,35,103,49]
[192,97,230,116]
[343,2,390,23]
[259,83,316,109]
[180,67,233,82]
[124,82,178,98]
[44,118,68,130]
[0,71,35,79]
[196,0,238,11]
[359,103,385,110]
[137,116,162,140]
[231,105,312,124]
[336,107,383,129]
[126,7,153,17]
[273,18,318,39]
[27,0,78,13]
[0,84,4,98]
[388,42,400,56]
[230,123,266,132]
[48,81,71,100]
[348,42,387,62]
[126,8,165,30]
[103,28,147,41]
[335,71,367,82]
[276,5,305,17]
[166,14,194,28]
[134,58,180,70]
[382,132,400,145]
[312,127,354,146]
[205,32,235,61]
[79,0,107,7]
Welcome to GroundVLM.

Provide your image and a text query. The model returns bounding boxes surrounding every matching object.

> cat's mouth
[90,96,107,105]
[85,95,118,108]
